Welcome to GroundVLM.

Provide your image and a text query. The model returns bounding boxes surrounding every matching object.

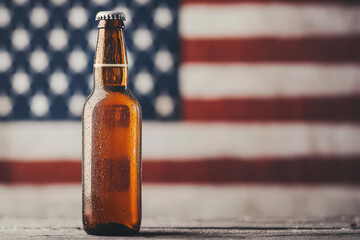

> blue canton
[0,0,180,121]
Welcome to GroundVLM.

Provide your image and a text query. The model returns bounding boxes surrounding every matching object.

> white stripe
[180,64,360,99]
[144,122,360,160]
[180,4,360,38]
[0,122,360,161]
[1,185,359,218]
[93,64,127,67]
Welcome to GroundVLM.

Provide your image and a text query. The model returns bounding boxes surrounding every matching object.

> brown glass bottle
[82,11,141,236]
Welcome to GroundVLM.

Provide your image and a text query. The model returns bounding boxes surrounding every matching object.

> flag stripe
[182,37,360,63]
[180,4,360,38]
[1,122,360,160]
[180,64,360,98]
[0,161,80,184]
[0,122,81,160]
[1,158,359,184]
[144,158,360,183]
[1,185,360,218]
[182,97,360,122]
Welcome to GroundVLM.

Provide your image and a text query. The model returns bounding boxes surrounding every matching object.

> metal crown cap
[95,11,126,21]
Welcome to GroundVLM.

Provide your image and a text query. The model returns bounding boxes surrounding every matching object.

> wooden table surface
[1,216,360,239]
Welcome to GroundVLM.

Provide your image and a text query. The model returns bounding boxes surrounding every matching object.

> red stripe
[0,161,81,184]
[144,158,360,184]
[0,158,359,184]
[182,38,360,63]
[183,0,359,4]
[182,97,360,122]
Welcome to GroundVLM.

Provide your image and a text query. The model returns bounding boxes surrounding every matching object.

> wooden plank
[0,216,359,239]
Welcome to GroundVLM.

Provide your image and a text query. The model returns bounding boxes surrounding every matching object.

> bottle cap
[95,11,126,21]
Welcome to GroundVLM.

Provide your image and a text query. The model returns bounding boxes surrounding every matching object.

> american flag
[0,0,360,218]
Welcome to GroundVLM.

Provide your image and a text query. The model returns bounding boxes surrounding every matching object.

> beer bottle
[82,11,142,236]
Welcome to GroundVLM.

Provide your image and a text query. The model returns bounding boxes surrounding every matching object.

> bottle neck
[93,20,128,91]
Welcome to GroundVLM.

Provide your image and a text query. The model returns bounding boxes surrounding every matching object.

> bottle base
[84,223,139,236]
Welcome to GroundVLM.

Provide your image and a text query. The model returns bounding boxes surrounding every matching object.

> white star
[0,95,12,116]
[68,7,88,29]
[69,93,86,116]
[30,93,49,117]
[0,7,11,27]
[12,72,31,94]
[49,71,68,94]
[30,7,48,28]
[13,0,28,5]
[0,51,11,72]
[51,0,67,6]
[134,72,154,95]
[87,29,98,50]
[135,0,150,5]
[155,50,173,72]
[133,29,153,50]
[29,50,48,72]
[154,7,173,28]
[155,94,174,117]
[12,28,30,50]
[68,50,88,73]
[91,0,109,6]
[49,28,68,50]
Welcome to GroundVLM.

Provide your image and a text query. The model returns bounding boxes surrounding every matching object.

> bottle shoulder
[84,88,141,113]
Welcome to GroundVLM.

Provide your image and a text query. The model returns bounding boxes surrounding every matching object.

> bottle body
[82,88,141,235]
[82,15,141,235]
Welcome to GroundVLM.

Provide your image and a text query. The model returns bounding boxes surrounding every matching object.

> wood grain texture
[0,216,359,239]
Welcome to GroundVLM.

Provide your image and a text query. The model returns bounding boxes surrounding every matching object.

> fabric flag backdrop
[0,0,360,218]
